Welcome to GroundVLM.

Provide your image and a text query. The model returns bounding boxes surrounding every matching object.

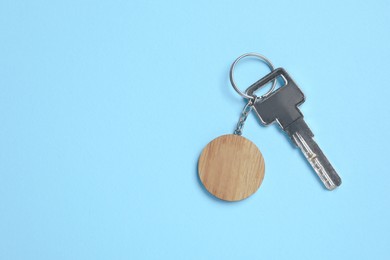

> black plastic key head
[247,68,305,130]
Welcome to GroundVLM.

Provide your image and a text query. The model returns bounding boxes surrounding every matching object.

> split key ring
[229,52,277,100]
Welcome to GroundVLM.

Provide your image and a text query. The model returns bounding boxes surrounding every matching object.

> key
[246,68,342,190]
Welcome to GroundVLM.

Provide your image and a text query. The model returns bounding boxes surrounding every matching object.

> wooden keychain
[199,53,343,199]
[198,53,276,202]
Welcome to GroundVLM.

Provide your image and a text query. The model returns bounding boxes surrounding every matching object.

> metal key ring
[229,53,277,100]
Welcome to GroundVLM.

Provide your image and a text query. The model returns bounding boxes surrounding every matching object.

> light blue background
[1,0,389,259]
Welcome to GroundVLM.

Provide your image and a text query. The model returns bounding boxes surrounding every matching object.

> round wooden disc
[198,134,265,201]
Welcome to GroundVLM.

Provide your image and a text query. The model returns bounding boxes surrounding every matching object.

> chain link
[234,99,254,136]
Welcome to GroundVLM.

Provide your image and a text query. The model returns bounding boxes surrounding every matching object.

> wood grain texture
[198,134,265,201]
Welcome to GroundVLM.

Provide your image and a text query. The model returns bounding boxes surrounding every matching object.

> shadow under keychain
[198,53,342,202]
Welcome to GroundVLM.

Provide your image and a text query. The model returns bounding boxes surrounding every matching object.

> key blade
[292,132,341,190]
[285,118,342,190]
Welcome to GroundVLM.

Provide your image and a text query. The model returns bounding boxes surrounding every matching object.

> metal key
[246,68,342,190]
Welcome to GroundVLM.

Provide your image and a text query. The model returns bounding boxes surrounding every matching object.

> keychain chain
[234,98,255,136]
